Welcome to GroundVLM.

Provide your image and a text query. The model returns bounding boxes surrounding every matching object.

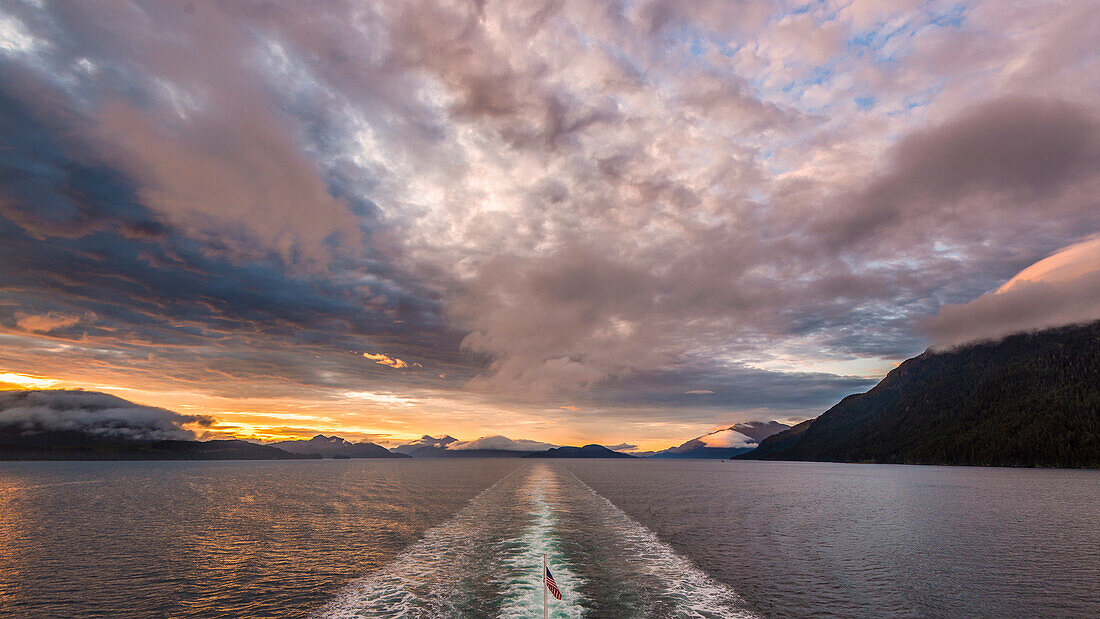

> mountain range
[648,421,791,458]
[393,435,536,458]
[741,321,1100,467]
[7,319,1097,467]
[0,431,319,461]
[270,435,409,459]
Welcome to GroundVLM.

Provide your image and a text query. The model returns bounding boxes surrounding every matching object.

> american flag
[544,565,562,600]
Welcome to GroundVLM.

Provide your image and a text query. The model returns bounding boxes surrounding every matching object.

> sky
[0,0,1097,451]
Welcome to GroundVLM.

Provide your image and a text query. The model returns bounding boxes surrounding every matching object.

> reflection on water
[0,459,519,618]
[0,459,1097,618]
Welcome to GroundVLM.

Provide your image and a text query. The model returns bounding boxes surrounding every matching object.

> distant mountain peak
[419,434,456,442]
[395,434,558,457]
[647,420,791,459]
[307,434,343,443]
[270,435,406,458]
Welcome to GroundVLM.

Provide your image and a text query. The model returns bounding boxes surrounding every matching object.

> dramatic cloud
[998,236,1100,292]
[924,237,1100,348]
[824,98,1099,248]
[362,353,411,370]
[0,0,1097,445]
[0,389,214,441]
[14,312,81,333]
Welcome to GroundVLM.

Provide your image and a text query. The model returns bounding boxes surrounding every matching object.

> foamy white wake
[317,464,756,618]
[315,467,525,618]
[560,468,755,618]
[495,469,585,618]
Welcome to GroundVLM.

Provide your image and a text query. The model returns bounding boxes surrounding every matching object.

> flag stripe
[544,566,562,600]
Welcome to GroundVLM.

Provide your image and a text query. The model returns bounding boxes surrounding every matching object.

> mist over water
[1,459,1097,617]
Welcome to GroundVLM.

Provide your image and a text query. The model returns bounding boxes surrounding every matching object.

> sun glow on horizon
[0,367,802,452]
[0,372,61,390]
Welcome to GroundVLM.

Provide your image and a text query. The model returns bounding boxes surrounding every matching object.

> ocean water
[0,459,1097,617]
[0,459,517,618]
[564,460,1100,618]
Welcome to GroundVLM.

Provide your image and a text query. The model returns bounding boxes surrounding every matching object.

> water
[0,460,1097,617]
[0,459,517,617]
[322,464,749,618]
[563,460,1100,618]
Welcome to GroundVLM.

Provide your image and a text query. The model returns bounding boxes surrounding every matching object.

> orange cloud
[14,312,81,333]
[362,352,409,369]
[997,236,1100,292]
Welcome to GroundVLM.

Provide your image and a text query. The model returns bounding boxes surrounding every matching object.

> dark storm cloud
[0,72,472,395]
[0,389,213,441]
[824,97,1100,248]
[593,364,876,415]
[0,72,163,241]
[0,0,366,269]
[891,98,1097,198]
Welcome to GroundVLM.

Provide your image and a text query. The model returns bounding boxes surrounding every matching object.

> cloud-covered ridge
[0,389,214,441]
[698,429,756,449]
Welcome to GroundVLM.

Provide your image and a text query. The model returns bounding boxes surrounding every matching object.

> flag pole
[543,553,548,619]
